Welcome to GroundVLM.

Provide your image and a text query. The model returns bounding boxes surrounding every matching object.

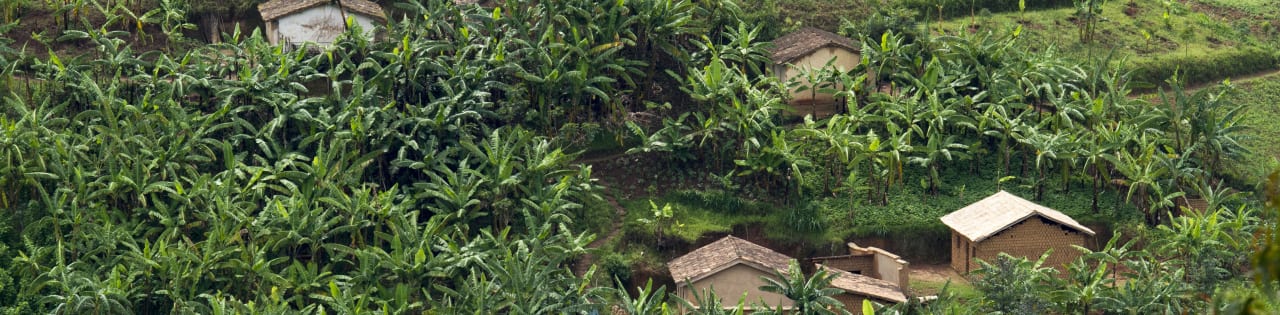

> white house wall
[274,5,378,46]
[780,47,862,103]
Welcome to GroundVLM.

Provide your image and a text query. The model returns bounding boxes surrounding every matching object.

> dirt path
[910,263,963,283]
[1136,67,1280,99]
[573,190,628,278]
[1179,67,1280,94]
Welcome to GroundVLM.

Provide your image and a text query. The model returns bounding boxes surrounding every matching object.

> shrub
[599,252,633,283]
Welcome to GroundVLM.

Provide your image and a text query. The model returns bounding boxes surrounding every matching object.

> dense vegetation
[0,0,1276,314]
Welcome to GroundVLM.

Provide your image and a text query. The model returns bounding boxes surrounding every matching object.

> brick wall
[950,231,973,273]
[835,294,868,315]
[965,216,1089,273]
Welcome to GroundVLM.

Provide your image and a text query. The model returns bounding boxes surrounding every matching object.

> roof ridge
[941,191,1095,242]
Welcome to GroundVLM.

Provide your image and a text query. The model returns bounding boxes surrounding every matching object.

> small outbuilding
[810,242,911,314]
[941,191,1096,274]
[769,27,862,113]
[820,265,909,314]
[669,236,795,312]
[258,0,386,48]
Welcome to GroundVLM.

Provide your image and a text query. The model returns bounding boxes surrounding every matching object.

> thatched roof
[819,265,908,303]
[940,190,1096,242]
[668,236,793,283]
[769,27,858,65]
[259,0,387,22]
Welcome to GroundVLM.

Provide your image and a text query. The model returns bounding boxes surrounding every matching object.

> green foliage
[757,260,848,315]
[971,252,1058,313]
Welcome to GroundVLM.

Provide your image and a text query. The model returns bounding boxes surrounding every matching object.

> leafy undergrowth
[1224,74,1280,183]
[620,190,771,245]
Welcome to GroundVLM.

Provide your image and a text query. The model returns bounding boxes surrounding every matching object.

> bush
[899,0,1075,20]
[845,5,924,46]
[599,252,633,283]
[1128,48,1280,88]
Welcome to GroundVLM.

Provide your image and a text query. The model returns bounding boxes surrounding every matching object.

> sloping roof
[668,236,793,283]
[259,0,387,21]
[819,265,908,303]
[769,27,858,64]
[940,191,1096,243]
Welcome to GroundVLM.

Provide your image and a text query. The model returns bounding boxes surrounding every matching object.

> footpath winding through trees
[574,192,628,278]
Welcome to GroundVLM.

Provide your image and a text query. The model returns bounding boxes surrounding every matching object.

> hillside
[0,0,1277,314]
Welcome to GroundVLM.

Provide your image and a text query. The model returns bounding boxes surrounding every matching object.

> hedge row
[1128,48,1280,89]
[899,0,1076,20]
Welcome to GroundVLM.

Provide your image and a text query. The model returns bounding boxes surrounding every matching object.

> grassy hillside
[773,0,1280,87]
[934,0,1279,86]
[1224,74,1280,183]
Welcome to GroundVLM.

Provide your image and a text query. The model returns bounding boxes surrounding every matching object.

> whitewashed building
[770,27,863,113]
[258,0,386,48]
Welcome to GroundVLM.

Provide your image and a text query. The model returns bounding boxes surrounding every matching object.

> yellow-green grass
[1223,74,1280,183]
[1194,0,1280,18]
[620,195,766,244]
[910,278,981,300]
[934,0,1277,77]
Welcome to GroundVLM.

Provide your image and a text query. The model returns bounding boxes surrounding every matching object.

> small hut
[669,236,795,312]
[941,191,1096,274]
[769,27,862,114]
[258,0,386,48]
[820,265,909,314]
[809,242,911,314]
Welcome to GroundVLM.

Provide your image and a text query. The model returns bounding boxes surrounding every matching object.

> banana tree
[758,260,847,315]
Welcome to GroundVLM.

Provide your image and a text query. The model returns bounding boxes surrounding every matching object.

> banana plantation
[0,0,1276,314]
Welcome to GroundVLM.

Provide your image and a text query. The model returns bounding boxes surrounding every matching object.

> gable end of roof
[769,27,858,64]
[940,190,1095,242]
[259,0,387,22]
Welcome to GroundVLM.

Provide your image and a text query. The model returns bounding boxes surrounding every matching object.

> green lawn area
[935,0,1273,58]
[933,0,1279,86]
[1224,74,1280,182]
[911,278,981,300]
[1195,0,1280,18]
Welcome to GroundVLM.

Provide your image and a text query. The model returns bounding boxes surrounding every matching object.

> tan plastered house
[941,191,1097,274]
[671,237,911,314]
[258,0,386,48]
[769,27,863,111]
[669,236,795,312]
